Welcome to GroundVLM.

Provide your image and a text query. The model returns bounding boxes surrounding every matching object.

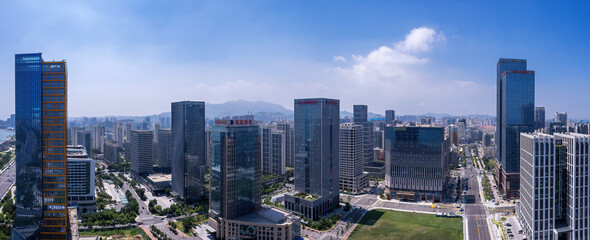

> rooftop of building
[67,145,89,158]
[147,173,172,182]
[234,207,297,225]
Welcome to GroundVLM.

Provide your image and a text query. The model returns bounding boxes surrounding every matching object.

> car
[506,223,512,226]
[518,230,523,234]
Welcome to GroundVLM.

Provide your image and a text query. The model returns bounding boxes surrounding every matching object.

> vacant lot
[348,210,463,240]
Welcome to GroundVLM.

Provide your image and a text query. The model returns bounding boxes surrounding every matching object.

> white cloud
[333,56,346,62]
[332,26,494,115]
[395,27,445,52]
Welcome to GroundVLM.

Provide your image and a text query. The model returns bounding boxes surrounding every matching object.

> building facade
[384,126,449,202]
[339,123,369,193]
[13,53,70,239]
[129,130,153,176]
[276,122,294,168]
[535,107,545,130]
[496,58,535,199]
[518,133,590,240]
[555,112,568,125]
[385,110,395,124]
[66,146,96,214]
[103,141,119,163]
[284,98,340,220]
[157,128,172,171]
[171,101,207,202]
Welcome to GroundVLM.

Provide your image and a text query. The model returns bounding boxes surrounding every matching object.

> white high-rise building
[92,124,105,153]
[518,132,590,240]
[130,130,153,176]
[339,123,369,193]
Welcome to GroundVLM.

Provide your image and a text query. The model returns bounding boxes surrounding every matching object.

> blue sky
[1,1,589,119]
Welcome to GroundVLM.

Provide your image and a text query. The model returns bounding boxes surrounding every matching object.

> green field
[348,210,463,240]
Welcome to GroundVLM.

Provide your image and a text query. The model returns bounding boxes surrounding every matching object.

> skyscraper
[171,101,207,202]
[276,122,294,168]
[554,112,568,125]
[339,123,369,193]
[284,98,340,219]
[384,126,449,201]
[209,117,261,221]
[157,128,172,171]
[534,107,545,130]
[385,110,395,124]
[92,124,105,153]
[261,126,286,176]
[13,53,69,239]
[209,117,300,240]
[496,58,535,198]
[353,105,374,167]
[518,133,590,240]
[129,130,153,176]
[66,146,96,214]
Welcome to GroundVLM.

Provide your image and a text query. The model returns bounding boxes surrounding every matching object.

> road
[0,159,15,199]
[464,147,492,240]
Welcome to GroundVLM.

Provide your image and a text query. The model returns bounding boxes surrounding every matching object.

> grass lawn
[348,210,463,240]
[80,227,140,237]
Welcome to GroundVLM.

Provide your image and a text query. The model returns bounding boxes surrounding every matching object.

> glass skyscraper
[284,98,340,220]
[13,53,69,239]
[209,117,261,221]
[171,101,207,202]
[496,58,535,198]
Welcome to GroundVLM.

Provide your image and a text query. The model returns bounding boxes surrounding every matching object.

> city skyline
[1,1,590,120]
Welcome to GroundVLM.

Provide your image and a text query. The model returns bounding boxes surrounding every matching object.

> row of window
[43,211,66,218]
[43,111,65,117]
[43,197,66,204]
[43,103,65,110]
[44,190,66,197]
[42,81,65,87]
[43,140,65,147]
[43,219,66,226]
[43,125,65,132]
[44,118,65,124]
[43,147,65,153]
[42,74,65,80]
[42,63,65,73]
[43,154,65,161]
[42,88,65,95]
[44,162,65,168]
[43,183,66,190]
[43,132,65,139]
[43,176,66,183]
[43,204,66,211]
[44,169,65,175]
[43,95,65,102]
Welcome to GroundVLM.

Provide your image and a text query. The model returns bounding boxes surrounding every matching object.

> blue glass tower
[284,98,340,220]
[496,58,535,198]
[13,53,69,240]
[171,101,207,202]
[208,117,261,221]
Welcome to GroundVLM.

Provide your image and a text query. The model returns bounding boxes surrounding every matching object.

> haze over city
[1,1,590,119]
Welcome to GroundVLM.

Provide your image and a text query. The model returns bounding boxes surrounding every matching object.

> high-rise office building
[103,141,119,163]
[209,117,261,221]
[534,107,545,130]
[13,53,69,239]
[384,126,449,201]
[92,124,105,153]
[77,130,92,157]
[171,101,207,202]
[276,122,294,168]
[385,110,395,124]
[129,130,153,176]
[555,112,568,125]
[284,98,340,220]
[496,58,535,198]
[456,118,467,144]
[157,129,172,171]
[518,132,590,240]
[209,117,300,240]
[66,146,96,214]
[339,123,369,193]
[261,126,286,176]
[353,105,374,167]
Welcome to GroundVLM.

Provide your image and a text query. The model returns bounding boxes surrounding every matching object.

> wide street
[0,159,15,198]
[464,148,493,240]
